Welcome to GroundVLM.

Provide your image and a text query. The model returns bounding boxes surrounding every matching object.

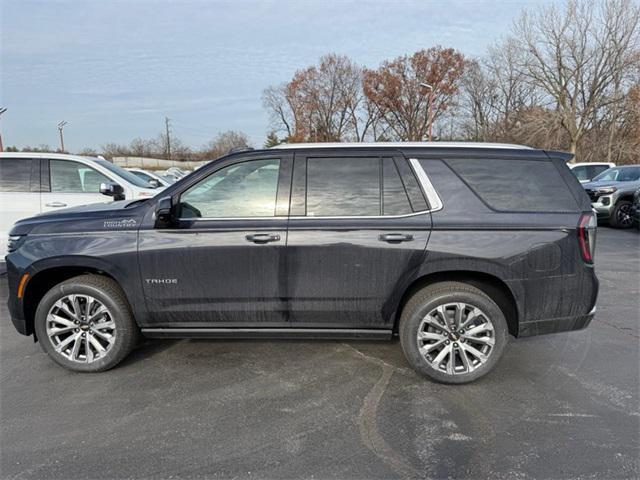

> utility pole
[0,107,6,152]
[165,117,172,160]
[57,121,68,152]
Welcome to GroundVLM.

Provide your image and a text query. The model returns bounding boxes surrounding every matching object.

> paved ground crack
[345,344,421,478]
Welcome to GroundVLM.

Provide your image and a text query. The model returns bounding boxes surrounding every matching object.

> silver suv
[583,165,640,228]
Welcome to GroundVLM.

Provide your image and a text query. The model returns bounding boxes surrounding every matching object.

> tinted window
[383,158,412,215]
[446,158,579,212]
[180,159,280,218]
[591,165,610,177]
[571,165,589,181]
[306,157,380,216]
[0,159,33,192]
[50,160,110,193]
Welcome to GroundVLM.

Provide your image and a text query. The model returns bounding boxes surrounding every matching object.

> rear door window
[0,158,34,192]
[382,158,412,215]
[306,157,380,216]
[446,158,579,212]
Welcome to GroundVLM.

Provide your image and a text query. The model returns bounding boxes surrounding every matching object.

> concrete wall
[112,157,210,170]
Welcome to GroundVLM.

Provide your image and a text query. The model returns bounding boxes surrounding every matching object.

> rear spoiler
[545,150,574,163]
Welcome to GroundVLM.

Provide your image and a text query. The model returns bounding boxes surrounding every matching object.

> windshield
[94,159,153,188]
[593,166,640,182]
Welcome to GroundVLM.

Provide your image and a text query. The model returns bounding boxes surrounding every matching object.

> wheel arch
[21,257,131,339]
[615,193,635,204]
[394,270,521,337]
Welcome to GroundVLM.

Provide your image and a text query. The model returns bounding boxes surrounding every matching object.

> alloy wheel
[416,302,495,375]
[617,204,633,227]
[46,294,116,363]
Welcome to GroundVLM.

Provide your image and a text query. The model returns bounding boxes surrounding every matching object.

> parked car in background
[126,168,173,188]
[163,167,190,182]
[0,152,158,255]
[583,165,640,228]
[631,187,640,230]
[568,162,615,183]
[5,142,598,384]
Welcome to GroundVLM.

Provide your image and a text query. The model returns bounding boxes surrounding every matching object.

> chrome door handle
[45,202,67,208]
[245,233,281,244]
[379,233,413,243]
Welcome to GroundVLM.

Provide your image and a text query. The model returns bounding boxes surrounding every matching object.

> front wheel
[34,275,139,372]
[610,201,634,229]
[399,282,508,384]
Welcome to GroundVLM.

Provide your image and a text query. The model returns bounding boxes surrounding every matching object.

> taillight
[578,212,597,264]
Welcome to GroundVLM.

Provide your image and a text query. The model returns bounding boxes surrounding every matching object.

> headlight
[595,186,617,194]
[7,235,24,253]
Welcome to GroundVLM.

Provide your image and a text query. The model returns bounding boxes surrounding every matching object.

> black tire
[34,274,139,372]
[399,281,508,384]
[610,201,634,229]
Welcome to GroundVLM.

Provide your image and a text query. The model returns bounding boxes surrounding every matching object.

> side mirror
[100,182,125,201]
[148,179,160,188]
[155,196,174,228]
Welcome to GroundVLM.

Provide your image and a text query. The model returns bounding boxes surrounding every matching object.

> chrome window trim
[408,158,443,212]
[175,158,443,221]
[177,211,430,222]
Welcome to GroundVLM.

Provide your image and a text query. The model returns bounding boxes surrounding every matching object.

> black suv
[6,143,598,383]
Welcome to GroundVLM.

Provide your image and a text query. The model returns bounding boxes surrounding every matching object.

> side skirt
[141,328,393,340]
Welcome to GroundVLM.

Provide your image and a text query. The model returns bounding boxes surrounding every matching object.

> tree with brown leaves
[363,47,466,141]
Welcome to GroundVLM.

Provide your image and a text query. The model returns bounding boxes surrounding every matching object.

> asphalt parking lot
[0,227,638,480]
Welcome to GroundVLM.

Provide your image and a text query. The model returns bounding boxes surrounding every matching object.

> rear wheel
[399,282,508,384]
[610,201,634,229]
[34,275,139,372]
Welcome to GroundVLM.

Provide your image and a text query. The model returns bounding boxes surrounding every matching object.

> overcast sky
[1,0,549,151]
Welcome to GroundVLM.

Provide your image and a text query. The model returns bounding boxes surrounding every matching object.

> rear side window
[446,158,579,212]
[306,157,380,216]
[304,157,415,217]
[0,159,34,192]
[383,158,412,215]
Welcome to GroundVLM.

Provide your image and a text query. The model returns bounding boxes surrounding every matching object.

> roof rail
[228,146,254,154]
[271,141,533,150]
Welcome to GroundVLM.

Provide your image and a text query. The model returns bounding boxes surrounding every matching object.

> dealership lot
[0,227,638,479]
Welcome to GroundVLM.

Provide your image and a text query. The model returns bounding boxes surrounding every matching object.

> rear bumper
[518,306,596,338]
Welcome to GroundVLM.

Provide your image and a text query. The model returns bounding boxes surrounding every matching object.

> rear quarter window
[0,158,34,192]
[445,158,579,212]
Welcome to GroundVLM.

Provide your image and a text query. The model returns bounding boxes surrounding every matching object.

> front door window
[179,159,280,218]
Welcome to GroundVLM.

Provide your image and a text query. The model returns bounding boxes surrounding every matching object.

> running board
[141,328,393,340]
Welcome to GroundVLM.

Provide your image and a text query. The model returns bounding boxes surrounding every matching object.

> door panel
[41,159,112,211]
[0,158,40,255]
[285,154,431,328]
[138,220,288,326]
[138,154,292,326]
[286,217,430,327]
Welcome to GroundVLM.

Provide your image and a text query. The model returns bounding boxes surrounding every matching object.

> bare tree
[511,0,640,158]
[263,54,377,142]
[202,130,250,158]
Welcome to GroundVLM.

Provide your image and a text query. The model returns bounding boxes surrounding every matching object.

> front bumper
[591,197,614,219]
[5,255,31,336]
[518,306,596,337]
